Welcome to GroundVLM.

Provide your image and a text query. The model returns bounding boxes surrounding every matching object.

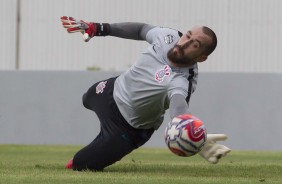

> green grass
[0,145,282,184]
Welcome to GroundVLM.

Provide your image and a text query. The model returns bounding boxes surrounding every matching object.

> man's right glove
[199,134,231,164]
[60,16,97,42]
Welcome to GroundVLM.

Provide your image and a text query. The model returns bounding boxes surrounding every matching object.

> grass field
[0,145,281,184]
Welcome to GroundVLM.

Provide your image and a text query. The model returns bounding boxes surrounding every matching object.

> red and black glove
[60,16,97,42]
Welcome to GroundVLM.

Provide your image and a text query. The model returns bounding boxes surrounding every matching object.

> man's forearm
[169,94,190,119]
[109,22,155,41]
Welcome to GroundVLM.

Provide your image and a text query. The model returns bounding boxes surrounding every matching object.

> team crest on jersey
[155,65,171,83]
[96,81,107,94]
[164,34,174,44]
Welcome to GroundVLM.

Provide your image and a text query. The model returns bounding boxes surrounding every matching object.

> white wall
[1,0,282,72]
[0,0,17,70]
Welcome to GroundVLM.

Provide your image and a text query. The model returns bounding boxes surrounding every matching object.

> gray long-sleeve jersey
[110,23,198,130]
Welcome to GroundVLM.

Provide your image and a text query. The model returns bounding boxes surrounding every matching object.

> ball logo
[185,121,206,142]
[96,81,107,94]
[155,65,171,83]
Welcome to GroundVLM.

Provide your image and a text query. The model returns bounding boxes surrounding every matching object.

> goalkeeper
[61,16,231,171]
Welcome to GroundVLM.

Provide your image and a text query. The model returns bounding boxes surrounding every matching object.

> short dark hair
[202,26,217,56]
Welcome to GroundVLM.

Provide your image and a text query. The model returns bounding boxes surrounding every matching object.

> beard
[167,45,194,66]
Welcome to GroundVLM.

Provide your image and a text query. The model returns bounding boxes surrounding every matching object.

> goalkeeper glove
[60,16,96,42]
[199,134,231,164]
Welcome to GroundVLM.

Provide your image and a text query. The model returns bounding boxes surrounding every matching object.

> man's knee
[82,93,91,109]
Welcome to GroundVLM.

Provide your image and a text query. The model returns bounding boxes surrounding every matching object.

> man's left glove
[60,16,97,42]
[199,134,231,164]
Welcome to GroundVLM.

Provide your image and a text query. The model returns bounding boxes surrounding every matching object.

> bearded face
[167,44,195,67]
[167,26,215,67]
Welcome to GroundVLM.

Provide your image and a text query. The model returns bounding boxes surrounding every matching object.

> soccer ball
[165,114,207,157]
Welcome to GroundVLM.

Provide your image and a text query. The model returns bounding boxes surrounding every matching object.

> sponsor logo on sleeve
[164,34,174,44]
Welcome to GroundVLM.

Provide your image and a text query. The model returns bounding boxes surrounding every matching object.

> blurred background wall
[1,0,282,150]
[1,71,282,150]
